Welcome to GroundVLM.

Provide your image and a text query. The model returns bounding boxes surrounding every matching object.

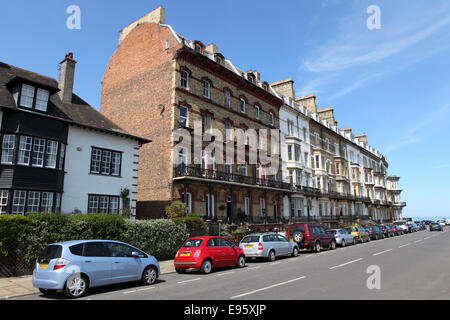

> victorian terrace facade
[101,7,291,222]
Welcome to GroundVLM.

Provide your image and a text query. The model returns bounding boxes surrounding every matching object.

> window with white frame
[18,136,32,165]
[45,140,58,168]
[1,135,16,164]
[179,106,188,128]
[287,145,293,161]
[35,88,50,112]
[31,138,45,167]
[88,195,120,214]
[58,143,66,170]
[27,191,41,213]
[0,190,8,214]
[255,105,260,120]
[240,99,246,113]
[180,71,189,89]
[41,192,54,213]
[12,191,27,215]
[224,91,231,108]
[20,84,35,108]
[90,148,122,176]
[203,80,211,99]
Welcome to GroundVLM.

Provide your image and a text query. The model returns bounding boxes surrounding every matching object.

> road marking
[137,287,154,292]
[123,290,137,295]
[399,243,411,248]
[373,249,393,256]
[177,278,202,284]
[246,266,261,271]
[414,240,422,243]
[230,276,306,299]
[424,237,430,240]
[329,258,363,270]
[216,271,235,277]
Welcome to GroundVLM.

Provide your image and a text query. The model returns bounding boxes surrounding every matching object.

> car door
[81,242,113,287]
[206,238,225,267]
[276,234,291,255]
[319,226,330,246]
[106,242,141,283]
[219,238,238,266]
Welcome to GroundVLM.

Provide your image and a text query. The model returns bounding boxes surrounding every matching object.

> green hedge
[0,213,188,271]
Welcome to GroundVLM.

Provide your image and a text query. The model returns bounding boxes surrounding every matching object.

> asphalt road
[10,227,450,300]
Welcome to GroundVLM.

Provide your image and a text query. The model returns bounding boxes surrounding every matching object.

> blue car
[429,223,443,232]
[32,240,160,298]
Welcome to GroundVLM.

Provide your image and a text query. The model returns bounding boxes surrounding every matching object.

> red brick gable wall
[101,22,182,218]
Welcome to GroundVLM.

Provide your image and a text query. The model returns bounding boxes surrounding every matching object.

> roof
[0,62,150,144]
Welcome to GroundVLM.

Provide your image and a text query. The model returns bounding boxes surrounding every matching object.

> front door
[106,242,140,283]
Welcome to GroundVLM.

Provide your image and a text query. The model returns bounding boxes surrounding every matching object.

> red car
[174,236,246,274]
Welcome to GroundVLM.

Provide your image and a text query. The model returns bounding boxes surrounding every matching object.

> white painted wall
[62,126,139,216]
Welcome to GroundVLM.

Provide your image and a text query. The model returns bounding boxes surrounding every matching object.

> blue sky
[1,0,449,218]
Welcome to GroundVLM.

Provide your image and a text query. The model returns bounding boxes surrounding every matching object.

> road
[10,227,450,300]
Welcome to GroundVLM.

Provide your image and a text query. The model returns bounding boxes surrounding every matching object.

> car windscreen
[394,222,406,226]
[182,239,203,247]
[327,230,337,235]
[241,236,260,243]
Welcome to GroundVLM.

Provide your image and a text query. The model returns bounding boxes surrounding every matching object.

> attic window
[247,74,255,84]
[19,84,49,112]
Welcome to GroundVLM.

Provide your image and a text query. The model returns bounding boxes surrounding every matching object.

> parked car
[430,223,444,232]
[410,223,419,232]
[32,240,160,299]
[390,224,404,236]
[326,228,357,247]
[394,221,409,234]
[346,225,370,243]
[365,226,385,240]
[174,236,246,275]
[239,233,299,262]
[439,221,446,228]
[286,223,336,253]
[379,224,395,238]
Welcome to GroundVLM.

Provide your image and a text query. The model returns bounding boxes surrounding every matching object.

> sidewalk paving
[0,260,175,300]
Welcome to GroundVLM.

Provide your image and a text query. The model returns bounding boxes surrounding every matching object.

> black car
[380,224,395,238]
[366,226,385,240]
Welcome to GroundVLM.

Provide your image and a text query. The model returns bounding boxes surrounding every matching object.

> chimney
[119,6,165,46]
[341,127,352,138]
[206,43,219,54]
[318,107,338,127]
[270,78,295,99]
[355,133,368,144]
[58,52,77,103]
[296,94,317,114]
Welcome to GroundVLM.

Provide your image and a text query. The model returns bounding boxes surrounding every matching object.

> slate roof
[0,61,150,144]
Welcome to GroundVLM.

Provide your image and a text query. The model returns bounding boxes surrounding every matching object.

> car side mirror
[131,251,140,258]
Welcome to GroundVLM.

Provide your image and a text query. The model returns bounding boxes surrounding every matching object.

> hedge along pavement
[0,213,188,271]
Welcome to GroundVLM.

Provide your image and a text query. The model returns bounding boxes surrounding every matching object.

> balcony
[174,165,292,191]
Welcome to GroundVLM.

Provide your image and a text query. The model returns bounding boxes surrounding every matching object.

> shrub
[165,201,188,219]
[122,219,187,260]
[172,215,207,237]
[0,215,30,257]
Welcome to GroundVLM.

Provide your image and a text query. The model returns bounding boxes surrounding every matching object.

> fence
[0,242,34,277]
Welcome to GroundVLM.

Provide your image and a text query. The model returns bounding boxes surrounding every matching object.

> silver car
[326,229,356,247]
[239,233,299,262]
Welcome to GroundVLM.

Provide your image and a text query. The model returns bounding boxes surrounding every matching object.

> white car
[394,221,409,234]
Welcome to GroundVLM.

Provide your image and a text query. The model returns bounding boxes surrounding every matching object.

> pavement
[0,259,175,300]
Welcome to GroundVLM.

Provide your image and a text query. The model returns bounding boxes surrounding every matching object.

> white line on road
[177,278,202,284]
[230,276,306,299]
[123,290,137,295]
[414,240,422,243]
[373,249,393,256]
[424,237,430,240]
[399,243,411,248]
[329,258,363,270]
[216,271,235,277]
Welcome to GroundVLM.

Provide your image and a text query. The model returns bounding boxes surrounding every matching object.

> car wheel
[330,240,336,250]
[64,274,88,299]
[39,288,57,295]
[352,238,357,246]
[268,250,276,262]
[237,255,246,268]
[375,235,379,241]
[341,240,346,248]
[314,242,321,253]
[201,259,213,274]
[175,267,187,274]
[292,246,299,257]
[293,232,304,243]
[142,266,158,285]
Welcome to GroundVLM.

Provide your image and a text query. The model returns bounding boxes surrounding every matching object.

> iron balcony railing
[175,165,292,190]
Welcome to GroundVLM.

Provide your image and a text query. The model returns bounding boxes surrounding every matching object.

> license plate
[180,253,191,257]
[245,245,253,249]
[39,264,49,269]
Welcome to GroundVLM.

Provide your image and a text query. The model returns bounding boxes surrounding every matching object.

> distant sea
[408,216,449,222]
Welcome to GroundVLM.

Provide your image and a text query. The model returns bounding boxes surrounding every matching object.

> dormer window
[247,74,255,84]
[19,84,49,112]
